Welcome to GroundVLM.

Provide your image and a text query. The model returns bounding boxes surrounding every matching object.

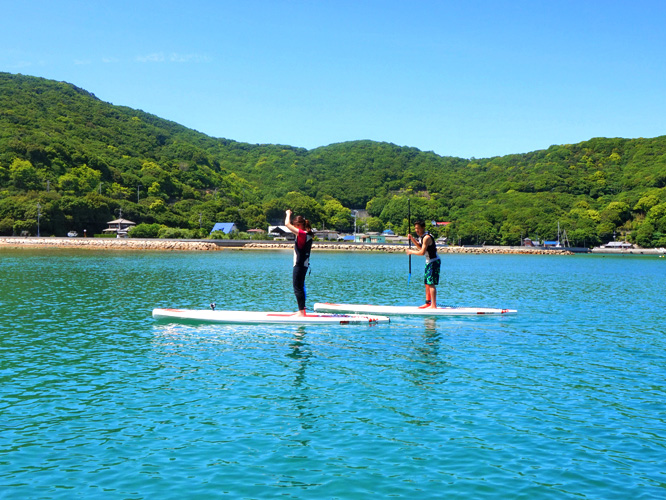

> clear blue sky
[3,0,665,159]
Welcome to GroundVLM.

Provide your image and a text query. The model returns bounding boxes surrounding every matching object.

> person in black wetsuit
[285,209,314,316]
[406,220,441,308]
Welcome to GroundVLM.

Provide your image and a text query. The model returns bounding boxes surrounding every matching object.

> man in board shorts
[406,220,440,308]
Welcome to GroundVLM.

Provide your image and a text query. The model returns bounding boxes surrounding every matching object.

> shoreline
[0,236,576,254]
[2,236,663,255]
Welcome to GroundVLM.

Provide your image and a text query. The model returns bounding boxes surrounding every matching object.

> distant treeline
[1,72,665,247]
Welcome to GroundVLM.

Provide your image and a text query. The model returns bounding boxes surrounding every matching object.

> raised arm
[285,209,300,235]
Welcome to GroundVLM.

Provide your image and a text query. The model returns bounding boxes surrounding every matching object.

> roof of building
[603,241,633,247]
[210,222,237,234]
[106,218,136,225]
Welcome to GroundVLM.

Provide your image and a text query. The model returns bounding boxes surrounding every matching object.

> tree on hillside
[3,72,666,246]
[263,192,323,226]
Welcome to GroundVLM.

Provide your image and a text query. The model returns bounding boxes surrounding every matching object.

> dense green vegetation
[1,72,665,247]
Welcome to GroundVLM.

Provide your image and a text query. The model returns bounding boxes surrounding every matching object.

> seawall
[0,237,226,251]
[243,242,575,255]
[590,247,666,256]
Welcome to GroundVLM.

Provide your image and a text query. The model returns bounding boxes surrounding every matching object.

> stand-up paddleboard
[314,302,517,316]
[152,308,390,325]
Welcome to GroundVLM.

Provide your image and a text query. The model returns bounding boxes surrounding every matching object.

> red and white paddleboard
[313,302,517,316]
[152,308,390,325]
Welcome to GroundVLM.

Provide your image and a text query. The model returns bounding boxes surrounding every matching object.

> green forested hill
[1,72,665,247]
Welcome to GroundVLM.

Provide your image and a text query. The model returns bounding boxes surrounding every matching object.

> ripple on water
[1,250,666,499]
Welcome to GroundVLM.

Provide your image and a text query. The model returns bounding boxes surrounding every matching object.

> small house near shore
[314,229,339,241]
[103,218,136,238]
[210,222,238,235]
[268,225,295,240]
[602,241,633,249]
[354,232,386,244]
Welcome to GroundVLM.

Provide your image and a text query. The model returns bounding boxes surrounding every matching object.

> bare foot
[418,303,431,309]
[294,311,307,317]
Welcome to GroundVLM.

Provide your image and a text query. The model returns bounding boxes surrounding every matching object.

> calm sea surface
[1,248,665,499]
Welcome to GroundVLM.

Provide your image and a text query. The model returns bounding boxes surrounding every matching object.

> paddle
[408,198,411,283]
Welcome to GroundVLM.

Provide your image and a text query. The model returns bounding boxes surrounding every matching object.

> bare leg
[428,285,437,308]
[419,286,432,308]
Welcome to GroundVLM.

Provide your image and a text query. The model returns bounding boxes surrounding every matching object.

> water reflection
[286,327,314,432]
[417,318,440,358]
[287,327,311,387]
[407,318,450,387]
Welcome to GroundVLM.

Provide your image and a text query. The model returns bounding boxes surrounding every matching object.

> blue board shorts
[424,259,441,285]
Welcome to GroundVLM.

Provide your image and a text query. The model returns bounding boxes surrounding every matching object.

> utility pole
[116,208,123,238]
[37,202,41,237]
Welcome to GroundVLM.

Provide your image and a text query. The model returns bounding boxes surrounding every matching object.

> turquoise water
[1,248,665,499]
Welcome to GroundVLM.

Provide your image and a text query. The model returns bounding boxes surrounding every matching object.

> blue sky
[3,0,665,159]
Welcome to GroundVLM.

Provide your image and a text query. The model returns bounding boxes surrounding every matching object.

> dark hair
[294,215,313,234]
[414,220,426,228]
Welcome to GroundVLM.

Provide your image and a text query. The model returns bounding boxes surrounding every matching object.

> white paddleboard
[152,308,390,324]
[313,302,517,316]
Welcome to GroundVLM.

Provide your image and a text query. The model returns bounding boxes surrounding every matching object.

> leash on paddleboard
[407,198,411,284]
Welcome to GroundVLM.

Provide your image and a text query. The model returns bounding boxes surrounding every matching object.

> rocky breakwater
[439,246,574,255]
[0,237,224,251]
[1,238,575,255]
[242,242,574,255]
[242,242,405,252]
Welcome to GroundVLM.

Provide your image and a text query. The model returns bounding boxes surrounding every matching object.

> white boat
[152,308,390,324]
[313,302,517,316]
